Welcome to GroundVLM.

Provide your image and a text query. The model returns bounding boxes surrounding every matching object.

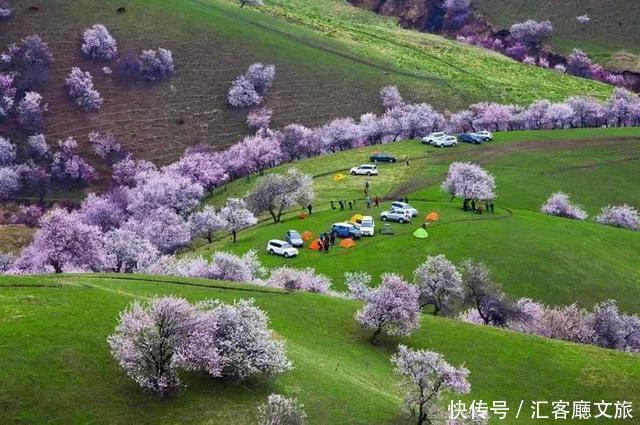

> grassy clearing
[200,128,640,312]
[1,274,638,424]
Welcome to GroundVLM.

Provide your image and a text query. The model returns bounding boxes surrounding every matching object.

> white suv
[266,240,299,258]
[380,208,412,223]
[432,135,458,147]
[421,132,448,145]
[391,201,418,217]
[350,164,378,176]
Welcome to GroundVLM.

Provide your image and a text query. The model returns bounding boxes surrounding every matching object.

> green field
[473,0,640,72]
[1,274,638,424]
[0,0,615,166]
[200,128,640,313]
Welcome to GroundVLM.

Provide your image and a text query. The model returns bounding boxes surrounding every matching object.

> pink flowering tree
[345,271,374,301]
[238,134,282,175]
[391,345,471,425]
[217,197,257,242]
[88,131,125,164]
[0,167,20,200]
[18,208,105,273]
[188,206,226,243]
[2,34,53,89]
[267,266,332,293]
[356,273,421,345]
[228,63,275,107]
[78,193,127,231]
[413,254,464,315]
[280,124,315,161]
[127,171,204,216]
[165,152,229,192]
[0,136,16,165]
[399,103,446,140]
[108,296,196,394]
[123,207,191,253]
[177,298,291,381]
[443,0,471,31]
[566,97,602,128]
[540,192,587,220]
[65,67,103,111]
[81,24,118,60]
[17,91,47,133]
[50,137,96,183]
[317,117,361,152]
[441,162,496,205]
[245,63,276,95]
[596,204,639,231]
[0,73,16,118]
[380,85,404,110]
[257,394,306,425]
[10,204,44,227]
[542,103,574,129]
[509,20,553,48]
[111,155,157,187]
[247,107,273,132]
[102,228,160,273]
[566,49,593,78]
[139,48,174,81]
[246,168,314,223]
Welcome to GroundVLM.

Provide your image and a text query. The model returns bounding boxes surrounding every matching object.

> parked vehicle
[380,208,412,223]
[359,216,375,236]
[331,222,362,239]
[432,135,458,147]
[285,230,304,247]
[266,240,299,258]
[391,201,418,217]
[369,153,397,163]
[458,133,485,144]
[421,131,448,145]
[350,164,379,176]
[472,130,493,141]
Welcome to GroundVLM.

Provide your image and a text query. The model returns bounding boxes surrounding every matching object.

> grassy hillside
[473,0,640,71]
[1,274,638,424]
[1,0,614,165]
[200,128,640,312]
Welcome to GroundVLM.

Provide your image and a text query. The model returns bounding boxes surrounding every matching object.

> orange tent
[302,231,315,241]
[298,213,308,220]
[339,238,356,248]
[308,239,323,250]
[425,212,440,222]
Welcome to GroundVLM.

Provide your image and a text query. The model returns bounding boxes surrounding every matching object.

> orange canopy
[308,239,323,250]
[298,213,308,220]
[301,231,315,241]
[425,212,440,222]
[339,238,356,248]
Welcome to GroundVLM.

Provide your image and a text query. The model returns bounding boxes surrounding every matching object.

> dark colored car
[369,153,397,163]
[458,133,485,144]
[330,223,362,239]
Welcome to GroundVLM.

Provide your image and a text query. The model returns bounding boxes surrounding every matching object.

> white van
[360,216,375,236]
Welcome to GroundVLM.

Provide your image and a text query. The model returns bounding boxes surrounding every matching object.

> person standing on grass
[471,200,476,211]
[323,235,330,253]
[490,202,495,213]
[366,197,372,208]
[405,156,410,166]
[331,200,336,210]
[307,204,313,215]
[348,201,353,210]
[330,231,336,246]
[339,200,344,211]
[374,196,380,207]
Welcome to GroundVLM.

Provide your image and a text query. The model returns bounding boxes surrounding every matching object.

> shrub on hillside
[596,204,639,231]
[540,192,587,220]
[50,137,96,183]
[2,34,53,89]
[0,73,15,118]
[139,48,174,81]
[0,136,16,165]
[0,167,21,200]
[257,394,307,425]
[267,266,332,293]
[81,24,118,60]
[10,204,44,227]
[26,134,48,159]
[17,91,47,132]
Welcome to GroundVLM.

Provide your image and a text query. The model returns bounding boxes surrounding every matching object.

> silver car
[380,208,412,223]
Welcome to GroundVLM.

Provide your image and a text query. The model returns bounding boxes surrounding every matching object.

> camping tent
[334,173,346,182]
[339,238,356,248]
[308,239,322,250]
[425,212,440,222]
[380,224,394,235]
[301,231,315,241]
[413,228,429,239]
[298,213,308,220]
[350,213,364,224]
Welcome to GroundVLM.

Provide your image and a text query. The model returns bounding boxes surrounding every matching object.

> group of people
[331,200,356,211]
[463,199,495,214]
[317,231,337,253]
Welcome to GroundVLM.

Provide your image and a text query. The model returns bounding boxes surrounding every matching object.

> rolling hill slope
[472,0,640,71]
[1,274,638,424]
[0,0,614,165]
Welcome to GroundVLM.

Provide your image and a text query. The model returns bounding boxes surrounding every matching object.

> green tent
[412,228,429,239]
